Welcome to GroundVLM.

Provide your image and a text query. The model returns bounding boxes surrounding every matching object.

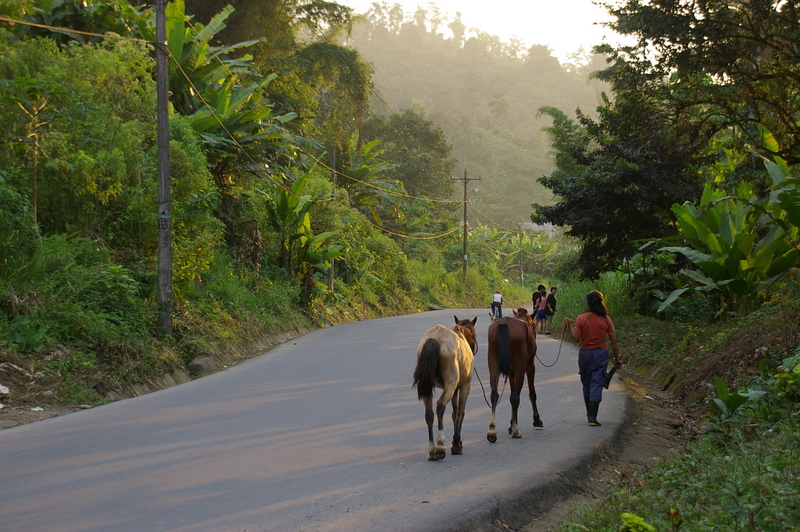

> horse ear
[454,315,459,324]
[471,316,477,326]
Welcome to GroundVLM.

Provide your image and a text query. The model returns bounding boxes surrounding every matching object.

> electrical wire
[2,13,466,240]
[0,16,150,43]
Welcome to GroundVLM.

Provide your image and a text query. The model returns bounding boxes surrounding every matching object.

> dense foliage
[0,0,580,403]
[1,2,800,530]
[557,296,800,532]
[525,0,800,528]
[534,0,800,313]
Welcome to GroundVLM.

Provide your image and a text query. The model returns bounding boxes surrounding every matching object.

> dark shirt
[546,293,557,315]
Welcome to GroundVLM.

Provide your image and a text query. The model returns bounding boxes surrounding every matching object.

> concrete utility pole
[156,0,172,336]
[328,148,336,292]
[454,169,480,282]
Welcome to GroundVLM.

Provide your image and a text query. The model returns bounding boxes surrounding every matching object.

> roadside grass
[554,295,800,531]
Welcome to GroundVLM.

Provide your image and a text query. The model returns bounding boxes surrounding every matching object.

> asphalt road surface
[0,308,628,532]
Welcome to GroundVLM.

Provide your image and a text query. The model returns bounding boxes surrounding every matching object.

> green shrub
[772,348,800,403]
[0,171,40,277]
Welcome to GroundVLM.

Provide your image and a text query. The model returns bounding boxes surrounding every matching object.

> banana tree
[164,0,313,259]
[265,173,342,273]
[338,140,438,237]
[164,1,303,165]
[468,226,558,283]
[658,163,799,314]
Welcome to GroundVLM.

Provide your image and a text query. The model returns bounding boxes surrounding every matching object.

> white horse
[412,316,477,460]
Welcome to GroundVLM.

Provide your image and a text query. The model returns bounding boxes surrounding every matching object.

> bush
[0,171,40,277]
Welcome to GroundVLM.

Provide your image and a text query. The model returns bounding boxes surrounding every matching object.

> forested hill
[345,5,608,229]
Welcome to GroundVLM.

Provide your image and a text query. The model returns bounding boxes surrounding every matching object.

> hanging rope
[534,319,571,368]
[473,367,507,409]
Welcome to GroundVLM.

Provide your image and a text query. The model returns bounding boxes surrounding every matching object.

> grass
[553,293,800,531]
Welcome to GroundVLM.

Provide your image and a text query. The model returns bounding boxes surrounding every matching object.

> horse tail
[497,323,512,377]
[413,338,440,400]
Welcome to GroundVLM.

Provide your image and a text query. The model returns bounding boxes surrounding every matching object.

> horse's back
[418,324,473,382]
[488,316,525,342]
[417,325,453,354]
[488,316,535,360]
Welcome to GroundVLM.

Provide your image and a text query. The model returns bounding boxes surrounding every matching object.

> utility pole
[454,169,480,282]
[328,148,336,292]
[155,0,172,336]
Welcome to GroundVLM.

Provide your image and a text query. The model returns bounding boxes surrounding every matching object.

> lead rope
[473,366,507,408]
[534,319,570,368]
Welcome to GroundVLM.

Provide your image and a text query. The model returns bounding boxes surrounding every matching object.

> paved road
[0,309,628,532]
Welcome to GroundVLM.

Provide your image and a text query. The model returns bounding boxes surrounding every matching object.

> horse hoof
[487,432,497,443]
[435,447,447,460]
[451,446,463,455]
[533,420,544,428]
[512,431,522,439]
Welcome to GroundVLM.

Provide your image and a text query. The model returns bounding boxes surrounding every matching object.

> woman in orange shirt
[563,290,621,426]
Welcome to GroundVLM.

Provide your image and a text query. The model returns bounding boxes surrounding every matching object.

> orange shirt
[574,312,615,350]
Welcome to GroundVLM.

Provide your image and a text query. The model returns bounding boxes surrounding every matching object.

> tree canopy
[534,0,800,279]
[602,0,800,165]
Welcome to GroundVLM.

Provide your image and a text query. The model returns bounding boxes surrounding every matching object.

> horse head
[513,307,533,321]
[453,315,479,354]
[513,308,536,330]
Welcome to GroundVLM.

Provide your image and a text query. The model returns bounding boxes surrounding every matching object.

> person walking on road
[544,287,558,334]
[491,290,504,319]
[535,289,548,333]
[532,284,545,311]
[562,290,621,426]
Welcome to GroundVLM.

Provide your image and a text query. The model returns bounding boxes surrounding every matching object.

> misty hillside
[345,4,608,229]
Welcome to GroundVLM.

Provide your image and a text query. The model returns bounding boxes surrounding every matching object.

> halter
[454,322,478,356]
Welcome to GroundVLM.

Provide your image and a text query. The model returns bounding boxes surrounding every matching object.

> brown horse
[413,315,478,461]
[486,308,543,442]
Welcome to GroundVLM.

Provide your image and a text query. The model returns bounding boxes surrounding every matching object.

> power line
[468,199,526,233]
[0,16,150,43]
[3,12,462,242]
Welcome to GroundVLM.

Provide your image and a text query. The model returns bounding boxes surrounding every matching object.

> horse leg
[487,370,499,443]
[527,362,544,428]
[434,391,450,460]
[423,396,437,460]
[450,387,466,454]
[509,372,524,438]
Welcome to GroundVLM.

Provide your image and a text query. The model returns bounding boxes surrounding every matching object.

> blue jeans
[578,348,608,402]
[491,302,502,318]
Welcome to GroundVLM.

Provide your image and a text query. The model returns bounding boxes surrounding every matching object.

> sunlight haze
[340,0,617,62]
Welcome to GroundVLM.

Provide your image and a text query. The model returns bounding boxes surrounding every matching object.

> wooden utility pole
[454,169,480,282]
[156,0,172,336]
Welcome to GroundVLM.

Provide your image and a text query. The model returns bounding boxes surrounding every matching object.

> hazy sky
[340,0,620,62]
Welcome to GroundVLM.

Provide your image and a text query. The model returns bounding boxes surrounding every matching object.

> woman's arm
[563,317,580,342]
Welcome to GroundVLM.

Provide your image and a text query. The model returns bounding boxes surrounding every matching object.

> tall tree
[362,109,456,209]
[533,78,708,279]
[185,0,371,161]
[601,0,800,164]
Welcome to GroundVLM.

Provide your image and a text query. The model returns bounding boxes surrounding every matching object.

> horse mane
[453,316,478,354]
